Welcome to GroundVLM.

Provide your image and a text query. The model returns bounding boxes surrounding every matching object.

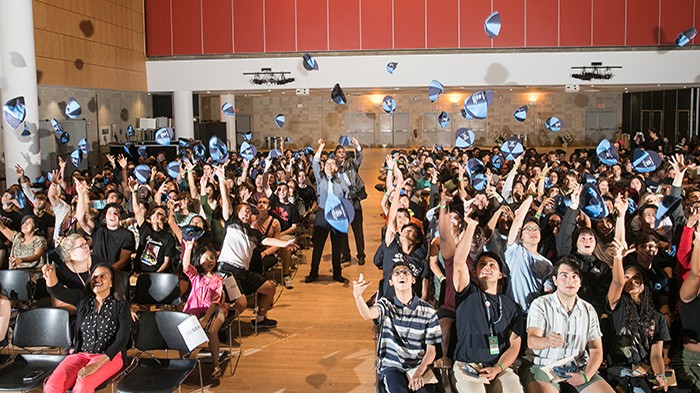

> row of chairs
[0,269,244,385]
[0,307,206,393]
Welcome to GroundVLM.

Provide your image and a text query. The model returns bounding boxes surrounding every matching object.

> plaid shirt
[375,296,441,375]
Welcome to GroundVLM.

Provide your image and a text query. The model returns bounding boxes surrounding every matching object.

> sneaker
[283,275,294,289]
[358,257,366,266]
[251,317,278,329]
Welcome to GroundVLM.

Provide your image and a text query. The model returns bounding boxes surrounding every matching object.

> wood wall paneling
[659,0,694,45]
[459,0,491,48]
[493,0,525,48]
[171,0,202,54]
[394,0,425,49]
[202,0,233,54]
[626,0,660,46]
[328,0,360,50]
[592,0,624,46]
[297,0,328,51]
[426,0,458,48]
[233,0,265,53]
[264,0,296,52]
[33,0,147,91]
[525,0,558,47]
[560,0,591,46]
[34,2,144,52]
[361,0,393,49]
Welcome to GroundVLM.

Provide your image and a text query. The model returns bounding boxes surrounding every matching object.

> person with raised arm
[505,195,554,312]
[215,164,295,330]
[75,179,135,271]
[605,238,676,392]
[305,138,351,284]
[352,262,441,393]
[671,220,700,392]
[451,209,524,392]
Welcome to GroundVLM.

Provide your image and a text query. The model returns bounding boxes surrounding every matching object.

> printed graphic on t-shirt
[141,237,162,267]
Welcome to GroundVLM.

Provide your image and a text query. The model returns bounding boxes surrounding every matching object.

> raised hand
[352,273,372,299]
[117,155,127,169]
[613,194,629,218]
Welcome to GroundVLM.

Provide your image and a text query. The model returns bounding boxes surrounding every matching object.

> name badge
[488,335,499,355]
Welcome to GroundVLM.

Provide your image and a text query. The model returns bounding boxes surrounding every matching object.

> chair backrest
[133,273,180,306]
[0,270,32,302]
[117,270,131,302]
[13,308,71,349]
[134,311,192,353]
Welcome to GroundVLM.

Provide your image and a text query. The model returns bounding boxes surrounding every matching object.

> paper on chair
[177,315,209,351]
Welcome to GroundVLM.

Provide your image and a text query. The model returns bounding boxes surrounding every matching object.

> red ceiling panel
[171,0,202,55]
[202,0,233,54]
[427,0,458,48]
[233,1,265,53]
[145,0,172,56]
[329,0,361,50]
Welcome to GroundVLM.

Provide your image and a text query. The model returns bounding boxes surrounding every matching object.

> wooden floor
[90,148,387,393]
[186,148,388,393]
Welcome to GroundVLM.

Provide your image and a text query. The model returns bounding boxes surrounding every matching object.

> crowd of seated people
[1,130,700,392]
[0,142,313,388]
[355,133,700,393]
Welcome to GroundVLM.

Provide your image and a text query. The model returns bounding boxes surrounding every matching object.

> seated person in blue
[353,261,441,393]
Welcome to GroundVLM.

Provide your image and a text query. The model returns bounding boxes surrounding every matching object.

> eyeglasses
[71,242,89,252]
[522,226,540,233]
[392,269,411,277]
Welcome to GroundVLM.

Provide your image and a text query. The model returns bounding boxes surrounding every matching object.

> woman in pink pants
[42,262,131,393]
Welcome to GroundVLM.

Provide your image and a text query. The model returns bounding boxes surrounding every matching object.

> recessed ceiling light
[206,91,210,94]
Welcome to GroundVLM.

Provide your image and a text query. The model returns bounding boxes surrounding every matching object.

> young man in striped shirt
[520,257,615,393]
[353,261,442,393]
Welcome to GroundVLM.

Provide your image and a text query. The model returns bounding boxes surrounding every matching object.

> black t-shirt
[30,210,55,238]
[577,254,612,316]
[454,283,524,365]
[90,223,136,271]
[608,298,670,367]
[135,224,177,273]
[380,238,428,300]
[271,201,299,232]
[680,294,700,342]
[297,186,316,211]
[55,253,109,290]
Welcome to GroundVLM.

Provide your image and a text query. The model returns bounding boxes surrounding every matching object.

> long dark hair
[621,266,655,344]
[90,263,126,301]
[191,246,218,275]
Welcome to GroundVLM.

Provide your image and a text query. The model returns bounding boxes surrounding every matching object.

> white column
[220,94,237,151]
[173,90,194,139]
[0,0,41,183]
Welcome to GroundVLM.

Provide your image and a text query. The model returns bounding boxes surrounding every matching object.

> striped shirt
[525,293,601,367]
[375,296,442,376]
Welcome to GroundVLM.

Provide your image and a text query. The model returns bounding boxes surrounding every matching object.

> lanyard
[482,292,503,336]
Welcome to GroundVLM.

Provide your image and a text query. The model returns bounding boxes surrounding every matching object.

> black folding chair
[132,273,181,309]
[0,308,71,392]
[116,310,204,393]
[0,270,33,305]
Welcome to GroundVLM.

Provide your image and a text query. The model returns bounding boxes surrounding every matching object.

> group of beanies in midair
[2,11,692,192]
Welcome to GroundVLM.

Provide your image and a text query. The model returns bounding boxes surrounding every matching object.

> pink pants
[44,352,123,393]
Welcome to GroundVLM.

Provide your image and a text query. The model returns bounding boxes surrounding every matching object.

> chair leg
[197,359,204,393]
[227,313,242,376]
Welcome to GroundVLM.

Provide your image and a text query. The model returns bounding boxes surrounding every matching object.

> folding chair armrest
[110,357,139,384]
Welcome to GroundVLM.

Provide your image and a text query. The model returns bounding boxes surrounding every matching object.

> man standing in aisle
[337,137,367,265]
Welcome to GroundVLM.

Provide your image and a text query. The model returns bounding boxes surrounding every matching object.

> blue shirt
[505,241,554,312]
